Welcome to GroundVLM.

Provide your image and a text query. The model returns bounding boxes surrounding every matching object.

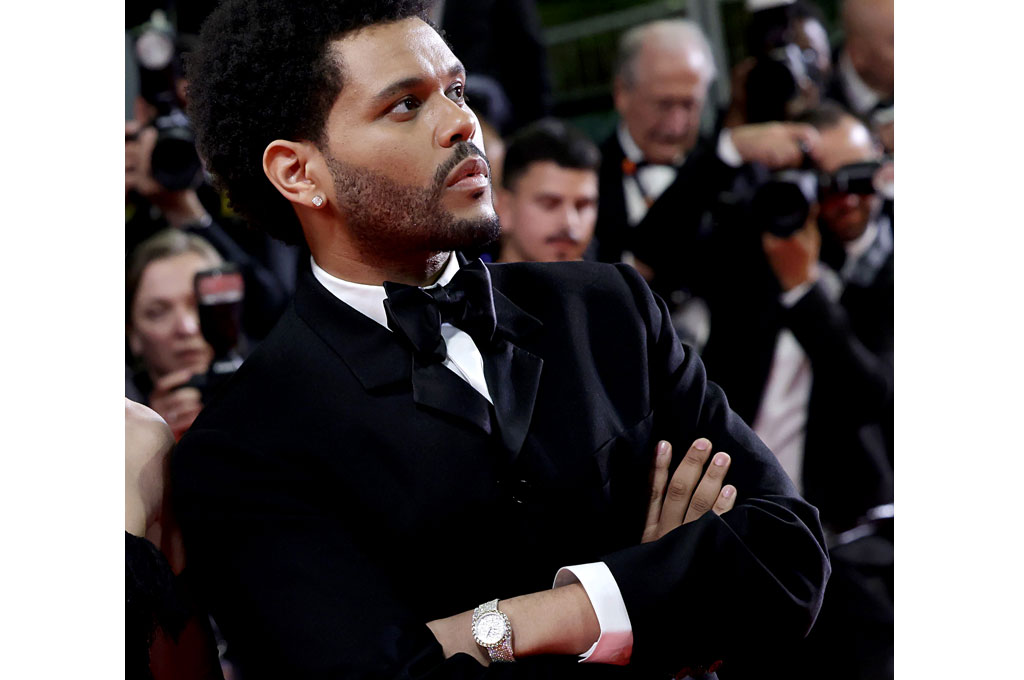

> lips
[445,156,489,189]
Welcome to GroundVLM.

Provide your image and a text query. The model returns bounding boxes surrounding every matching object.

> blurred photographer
[724,0,833,127]
[127,13,292,341]
[127,230,228,440]
[827,0,894,154]
[700,101,893,679]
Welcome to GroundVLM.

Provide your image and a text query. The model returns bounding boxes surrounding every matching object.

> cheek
[521,208,556,240]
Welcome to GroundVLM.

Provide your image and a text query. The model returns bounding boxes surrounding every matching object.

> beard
[325,141,500,256]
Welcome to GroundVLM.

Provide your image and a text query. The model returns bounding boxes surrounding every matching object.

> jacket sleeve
[784,277,894,425]
[598,264,831,674]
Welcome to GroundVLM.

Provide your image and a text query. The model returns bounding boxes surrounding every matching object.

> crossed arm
[426,438,738,665]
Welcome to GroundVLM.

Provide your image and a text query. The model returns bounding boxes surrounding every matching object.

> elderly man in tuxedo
[172,1,829,678]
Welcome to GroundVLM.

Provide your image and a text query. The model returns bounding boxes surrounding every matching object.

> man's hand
[148,369,204,441]
[730,122,820,169]
[762,208,821,292]
[642,439,737,543]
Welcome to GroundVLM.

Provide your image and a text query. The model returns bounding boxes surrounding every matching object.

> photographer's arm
[762,217,893,418]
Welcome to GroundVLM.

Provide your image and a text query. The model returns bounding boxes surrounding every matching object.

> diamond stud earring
[312,195,324,207]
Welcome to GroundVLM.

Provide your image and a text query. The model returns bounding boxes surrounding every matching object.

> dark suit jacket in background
[172,259,829,679]
[593,132,740,300]
[696,219,893,680]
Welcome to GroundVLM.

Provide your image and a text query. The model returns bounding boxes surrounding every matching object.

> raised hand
[642,439,736,543]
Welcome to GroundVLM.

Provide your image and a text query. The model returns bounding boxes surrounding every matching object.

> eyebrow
[372,62,466,104]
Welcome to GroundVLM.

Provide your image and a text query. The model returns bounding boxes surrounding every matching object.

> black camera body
[750,160,883,238]
[180,264,246,398]
[745,43,822,124]
[148,97,203,192]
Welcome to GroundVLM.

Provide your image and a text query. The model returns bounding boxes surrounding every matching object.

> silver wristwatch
[471,599,515,662]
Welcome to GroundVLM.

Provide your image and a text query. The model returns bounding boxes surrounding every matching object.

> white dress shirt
[837,51,891,122]
[310,253,633,664]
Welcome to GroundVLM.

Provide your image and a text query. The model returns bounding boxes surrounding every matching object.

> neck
[312,242,450,287]
[496,242,522,264]
[303,212,451,286]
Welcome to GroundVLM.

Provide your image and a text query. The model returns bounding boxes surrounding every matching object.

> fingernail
[694,438,710,451]
[722,486,735,498]
[658,441,670,457]
[713,453,728,466]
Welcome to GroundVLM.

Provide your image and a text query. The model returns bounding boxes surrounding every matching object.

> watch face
[475,612,506,645]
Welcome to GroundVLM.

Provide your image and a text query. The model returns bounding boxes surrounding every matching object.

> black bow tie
[383,258,498,363]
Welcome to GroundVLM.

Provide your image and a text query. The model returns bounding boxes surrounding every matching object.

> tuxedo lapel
[410,357,493,433]
[293,266,409,391]
[295,259,546,442]
[481,285,544,460]
[296,264,495,433]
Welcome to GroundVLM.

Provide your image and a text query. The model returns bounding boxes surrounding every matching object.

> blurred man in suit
[828,0,894,153]
[594,18,821,349]
[699,102,893,679]
[495,119,600,264]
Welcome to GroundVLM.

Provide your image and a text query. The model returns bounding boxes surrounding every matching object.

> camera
[745,43,821,124]
[181,264,246,398]
[129,13,203,191]
[749,159,886,238]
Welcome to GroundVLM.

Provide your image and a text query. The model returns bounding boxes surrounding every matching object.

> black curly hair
[187,0,432,245]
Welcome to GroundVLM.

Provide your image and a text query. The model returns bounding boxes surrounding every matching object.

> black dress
[125,532,187,680]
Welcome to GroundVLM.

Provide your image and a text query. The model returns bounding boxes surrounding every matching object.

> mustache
[432,141,490,191]
[545,231,580,244]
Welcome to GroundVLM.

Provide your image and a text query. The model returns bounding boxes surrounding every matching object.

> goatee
[325,142,500,255]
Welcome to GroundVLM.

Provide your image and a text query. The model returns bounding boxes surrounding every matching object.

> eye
[141,303,170,322]
[446,82,466,104]
[390,96,421,115]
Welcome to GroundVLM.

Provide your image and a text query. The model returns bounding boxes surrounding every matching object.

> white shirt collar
[843,219,880,262]
[309,252,461,329]
[617,122,646,164]
[618,121,689,168]
[838,50,885,116]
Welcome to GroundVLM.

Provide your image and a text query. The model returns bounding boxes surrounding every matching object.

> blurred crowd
[126,0,893,678]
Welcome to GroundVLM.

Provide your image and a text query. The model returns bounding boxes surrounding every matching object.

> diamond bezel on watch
[471,599,514,662]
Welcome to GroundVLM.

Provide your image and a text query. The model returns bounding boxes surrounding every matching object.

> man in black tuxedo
[172,2,829,677]
[594,20,820,303]
[697,103,893,679]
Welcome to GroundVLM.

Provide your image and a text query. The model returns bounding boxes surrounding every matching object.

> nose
[662,105,689,137]
[436,97,477,148]
[174,307,202,336]
[563,206,581,236]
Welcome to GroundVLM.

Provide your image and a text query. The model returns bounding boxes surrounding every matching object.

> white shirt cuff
[780,279,816,308]
[716,129,743,168]
[553,562,633,665]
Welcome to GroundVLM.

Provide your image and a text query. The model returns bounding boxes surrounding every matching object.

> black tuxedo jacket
[593,132,738,301]
[172,259,829,679]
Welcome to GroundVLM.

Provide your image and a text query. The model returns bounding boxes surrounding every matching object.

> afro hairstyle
[186,0,432,245]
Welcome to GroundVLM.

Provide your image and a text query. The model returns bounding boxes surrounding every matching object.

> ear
[263,139,327,208]
[612,76,630,116]
[127,326,143,359]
